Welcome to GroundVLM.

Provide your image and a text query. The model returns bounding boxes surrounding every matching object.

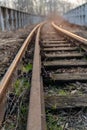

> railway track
[42,23,87,130]
[1,22,87,130]
[0,23,41,129]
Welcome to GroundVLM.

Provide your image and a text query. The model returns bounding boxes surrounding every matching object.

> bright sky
[66,0,86,4]
[65,0,78,4]
[68,0,77,3]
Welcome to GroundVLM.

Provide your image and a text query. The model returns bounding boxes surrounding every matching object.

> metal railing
[64,3,87,26]
[0,6,45,31]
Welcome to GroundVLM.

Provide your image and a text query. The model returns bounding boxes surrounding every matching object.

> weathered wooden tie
[45,53,83,59]
[42,40,66,44]
[50,73,87,82]
[42,43,72,47]
[43,47,78,51]
[45,95,87,109]
[44,60,87,68]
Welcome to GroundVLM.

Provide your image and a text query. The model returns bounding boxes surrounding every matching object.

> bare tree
[0,0,79,15]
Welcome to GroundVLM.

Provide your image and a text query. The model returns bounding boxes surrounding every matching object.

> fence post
[0,7,5,31]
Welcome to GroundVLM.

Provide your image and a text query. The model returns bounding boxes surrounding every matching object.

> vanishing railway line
[1,22,87,129]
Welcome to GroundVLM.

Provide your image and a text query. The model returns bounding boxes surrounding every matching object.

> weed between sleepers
[46,107,87,130]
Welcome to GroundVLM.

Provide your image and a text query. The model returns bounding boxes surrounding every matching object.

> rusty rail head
[27,24,46,130]
[0,23,41,102]
[52,22,87,46]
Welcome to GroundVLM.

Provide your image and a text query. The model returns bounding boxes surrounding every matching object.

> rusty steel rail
[0,24,42,107]
[0,23,42,125]
[52,22,87,48]
[27,25,46,130]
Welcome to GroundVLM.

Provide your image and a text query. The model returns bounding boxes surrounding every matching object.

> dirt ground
[0,24,35,79]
